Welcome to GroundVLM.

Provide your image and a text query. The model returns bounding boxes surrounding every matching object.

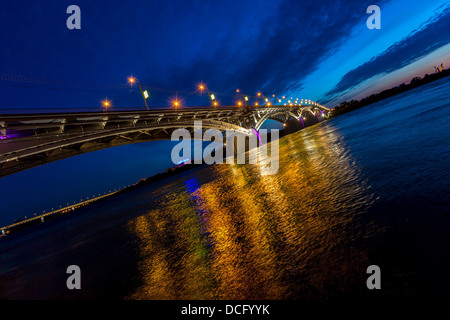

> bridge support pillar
[284,118,304,134]
[224,132,258,163]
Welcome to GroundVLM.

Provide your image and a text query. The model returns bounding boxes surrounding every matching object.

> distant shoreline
[330,68,450,117]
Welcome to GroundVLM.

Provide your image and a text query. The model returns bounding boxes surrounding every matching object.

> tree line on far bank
[330,67,450,117]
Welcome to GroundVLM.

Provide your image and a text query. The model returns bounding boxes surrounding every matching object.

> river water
[1,77,449,300]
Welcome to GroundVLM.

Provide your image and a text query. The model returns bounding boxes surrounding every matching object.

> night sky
[1,0,449,224]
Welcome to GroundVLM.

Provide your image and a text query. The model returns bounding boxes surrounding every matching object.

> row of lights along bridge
[100,76,325,111]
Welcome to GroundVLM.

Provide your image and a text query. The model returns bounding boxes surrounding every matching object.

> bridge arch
[0,105,329,177]
[0,118,252,177]
[254,110,298,131]
[253,106,324,131]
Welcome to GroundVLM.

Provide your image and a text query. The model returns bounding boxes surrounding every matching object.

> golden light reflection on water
[126,123,377,300]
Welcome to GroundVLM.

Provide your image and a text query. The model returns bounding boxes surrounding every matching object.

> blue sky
[0,0,449,224]
[0,0,448,110]
[298,0,450,105]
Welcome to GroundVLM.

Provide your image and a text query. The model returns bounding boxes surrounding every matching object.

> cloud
[145,0,375,105]
[324,4,450,102]
[0,0,399,108]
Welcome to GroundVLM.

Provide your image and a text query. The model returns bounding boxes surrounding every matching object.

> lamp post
[197,83,218,107]
[128,76,149,110]
[244,96,249,107]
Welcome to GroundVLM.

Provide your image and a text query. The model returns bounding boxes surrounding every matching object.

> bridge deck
[0,105,330,177]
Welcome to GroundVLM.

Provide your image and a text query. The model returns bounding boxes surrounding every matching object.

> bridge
[0,104,329,178]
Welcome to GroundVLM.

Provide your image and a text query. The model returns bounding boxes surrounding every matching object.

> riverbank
[0,160,205,237]
[330,68,449,117]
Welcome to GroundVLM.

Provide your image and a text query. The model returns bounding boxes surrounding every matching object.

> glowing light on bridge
[169,91,184,109]
[101,98,111,110]
[170,96,182,108]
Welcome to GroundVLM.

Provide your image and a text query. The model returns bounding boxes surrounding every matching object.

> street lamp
[101,98,111,111]
[209,93,219,107]
[128,76,149,110]
[196,82,217,107]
